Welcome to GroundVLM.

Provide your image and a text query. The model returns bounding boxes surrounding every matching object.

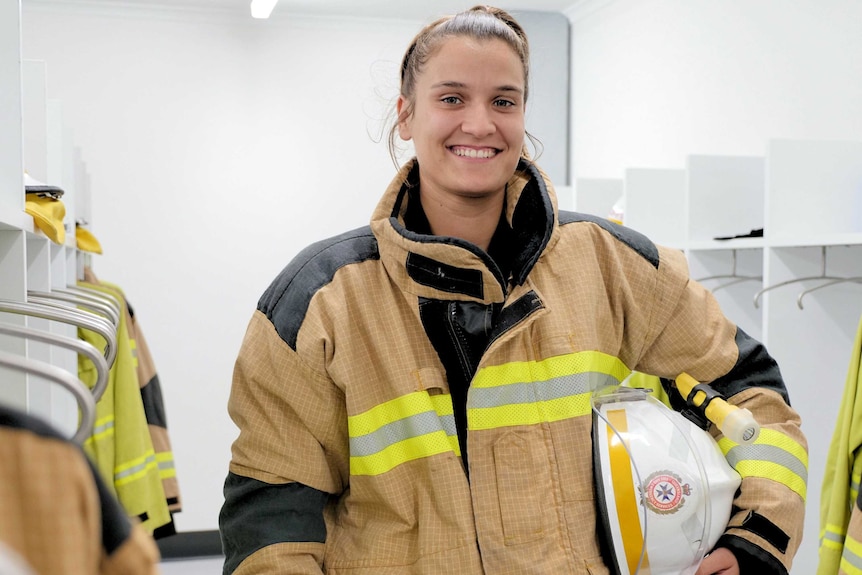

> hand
[694,548,739,575]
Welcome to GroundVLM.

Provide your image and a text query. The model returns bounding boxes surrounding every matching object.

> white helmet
[592,387,741,575]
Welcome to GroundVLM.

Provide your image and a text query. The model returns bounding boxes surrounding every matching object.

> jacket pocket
[493,431,546,545]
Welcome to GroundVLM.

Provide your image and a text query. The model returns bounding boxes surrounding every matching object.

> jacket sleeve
[220,310,348,575]
[635,246,808,575]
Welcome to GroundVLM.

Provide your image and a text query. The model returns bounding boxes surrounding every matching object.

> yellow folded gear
[76,225,103,254]
[24,195,66,244]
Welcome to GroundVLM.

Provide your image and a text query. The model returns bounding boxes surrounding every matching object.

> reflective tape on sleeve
[719,428,808,500]
[841,534,862,575]
[348,391,458,476]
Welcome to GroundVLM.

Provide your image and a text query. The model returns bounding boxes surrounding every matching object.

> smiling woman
[218,5,806,575]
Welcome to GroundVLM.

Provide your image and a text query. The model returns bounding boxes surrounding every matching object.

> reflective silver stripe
[823,530,846,545]
[92,420,114,435]
[843,544,862,571]
[469,371,621,408]
[350,411,456,457]
[724,444,809,481]
[158,460,175,471]
[115,453,157,482]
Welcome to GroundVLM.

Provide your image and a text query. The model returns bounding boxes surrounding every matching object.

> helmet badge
[642,470,691,515]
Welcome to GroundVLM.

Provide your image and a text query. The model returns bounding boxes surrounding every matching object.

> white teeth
[452,147,497,159]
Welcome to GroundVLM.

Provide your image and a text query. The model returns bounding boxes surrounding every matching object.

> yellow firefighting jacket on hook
[819,314,862,575]
[221,159,808,575]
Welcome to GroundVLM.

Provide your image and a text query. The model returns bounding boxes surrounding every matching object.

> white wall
[568,0,862,177]
[22,3,419,532]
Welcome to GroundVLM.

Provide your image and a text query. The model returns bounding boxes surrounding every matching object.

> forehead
[419,36,525,87]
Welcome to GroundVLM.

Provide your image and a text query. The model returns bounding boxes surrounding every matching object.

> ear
[396,96,412,141]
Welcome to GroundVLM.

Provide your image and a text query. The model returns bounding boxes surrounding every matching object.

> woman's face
[397,36,526,202]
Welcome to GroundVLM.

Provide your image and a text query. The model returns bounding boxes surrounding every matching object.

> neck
[420,189,504,251]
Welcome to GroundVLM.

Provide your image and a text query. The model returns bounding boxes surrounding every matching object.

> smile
[449,146,498,159]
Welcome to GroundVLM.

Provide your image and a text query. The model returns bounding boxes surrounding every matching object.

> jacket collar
[370,158,559,304]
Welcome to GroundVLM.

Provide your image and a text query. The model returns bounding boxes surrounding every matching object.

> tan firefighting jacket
[221,159,807,574]
[0,404,160,575]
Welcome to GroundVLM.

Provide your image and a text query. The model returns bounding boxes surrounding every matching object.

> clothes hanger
[0,300,117,368]
[796,277,862,310]
[27,290,119,329]
[694,249,762,292]
[753,246,846,309]
[0,322,109,402]
[0,350,95,444]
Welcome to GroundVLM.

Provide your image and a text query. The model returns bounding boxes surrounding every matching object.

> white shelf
[688,238,765,251]
[767,233,862,249]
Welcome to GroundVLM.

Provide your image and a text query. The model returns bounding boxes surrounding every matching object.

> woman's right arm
[219,310,348,575]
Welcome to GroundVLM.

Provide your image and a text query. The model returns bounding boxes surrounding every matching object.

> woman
[219,6,806,574]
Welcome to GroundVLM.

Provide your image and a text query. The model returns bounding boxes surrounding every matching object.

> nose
[460,104,496,138]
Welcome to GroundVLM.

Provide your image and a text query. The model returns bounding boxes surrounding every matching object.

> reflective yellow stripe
[156,452,177,479]
[607,408,649,575]
[719,428,808,499]
[114,449,158,486]
[471,352,630,389]
[351,432,456,476]
[822,522,847,551]
[842,533,862,575]
[468,351,630,431]
[348,391,458,476]
[83,415,115,444]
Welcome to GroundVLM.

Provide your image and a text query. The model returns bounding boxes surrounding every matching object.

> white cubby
[0,1,90,439]
[687,154,765,247]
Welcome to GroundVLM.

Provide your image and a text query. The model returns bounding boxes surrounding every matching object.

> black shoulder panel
[709,327,790,404]
[558,211,660,269]
[258,226,379,350]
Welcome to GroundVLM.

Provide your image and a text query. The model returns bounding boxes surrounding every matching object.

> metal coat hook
[753,246,846,309]
[64,285,123,319]
[28,290,120,328]
[0,350,96,444]
[0,322,109,402]
[695,249,762,292]
[797,277,862,309]
[0,299,117,368]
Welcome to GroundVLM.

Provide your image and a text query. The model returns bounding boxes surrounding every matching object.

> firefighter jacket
[79,282,171,534]
[0,404,161,575]
[220,158,808,575]
[82,268,182,524]
[819,314,862,575]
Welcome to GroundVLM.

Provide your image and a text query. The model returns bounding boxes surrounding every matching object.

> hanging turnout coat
[220,159,808,575]
[819,315,862,575]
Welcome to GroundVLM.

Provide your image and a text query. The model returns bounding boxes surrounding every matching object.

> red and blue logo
[643,470,691,515]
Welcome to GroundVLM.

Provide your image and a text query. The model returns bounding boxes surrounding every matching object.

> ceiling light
[250,0,278,19]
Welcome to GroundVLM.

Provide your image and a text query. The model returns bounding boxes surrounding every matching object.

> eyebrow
[430,81,523,94]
